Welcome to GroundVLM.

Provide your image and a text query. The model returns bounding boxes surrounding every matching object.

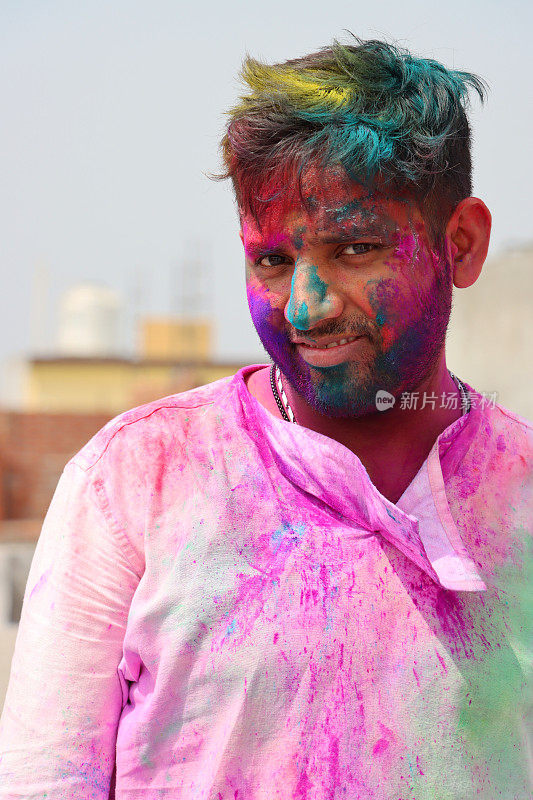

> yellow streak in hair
[278,71,349,106]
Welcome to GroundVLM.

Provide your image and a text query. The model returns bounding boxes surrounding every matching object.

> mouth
[295,335,369,367]
[296,335,362,350]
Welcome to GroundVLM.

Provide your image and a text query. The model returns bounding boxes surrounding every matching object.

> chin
[266,342,390,418]
[296,362,383,418]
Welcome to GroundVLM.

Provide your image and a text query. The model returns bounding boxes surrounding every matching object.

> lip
[296,335,369,367]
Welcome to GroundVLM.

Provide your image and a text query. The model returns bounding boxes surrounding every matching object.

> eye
[256,253,288,268]
[341,243,379,256]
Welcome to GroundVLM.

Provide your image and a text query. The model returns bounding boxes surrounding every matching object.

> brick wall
[0,411,111,524]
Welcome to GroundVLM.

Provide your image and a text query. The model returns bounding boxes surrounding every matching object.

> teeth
[307,336,358,349]
[326,337,348,348]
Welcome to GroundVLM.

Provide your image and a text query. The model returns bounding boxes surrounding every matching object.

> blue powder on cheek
[375,310,386,327]
[365,278,402,329]
[373,323,430,384]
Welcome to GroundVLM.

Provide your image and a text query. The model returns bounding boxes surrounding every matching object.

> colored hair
[214,35,487,248]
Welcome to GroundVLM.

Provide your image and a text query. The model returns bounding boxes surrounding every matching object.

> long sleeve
[0,460,142,799]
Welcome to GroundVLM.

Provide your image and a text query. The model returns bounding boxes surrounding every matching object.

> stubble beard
[255,263,453,420]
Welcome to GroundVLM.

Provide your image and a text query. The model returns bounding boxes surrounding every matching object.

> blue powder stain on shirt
[270,529,283,553]
[59,758,112,792]
[225,618,238,637]
[270,522,306,553]
[385,507,398,523]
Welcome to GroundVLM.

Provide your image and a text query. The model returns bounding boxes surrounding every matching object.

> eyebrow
[314,228,391,244]
[245,226,393,256]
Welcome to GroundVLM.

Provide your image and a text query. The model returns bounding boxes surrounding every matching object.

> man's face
[241,166,453,418]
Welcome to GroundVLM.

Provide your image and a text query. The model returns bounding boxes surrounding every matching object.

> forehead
[240,165,418,242]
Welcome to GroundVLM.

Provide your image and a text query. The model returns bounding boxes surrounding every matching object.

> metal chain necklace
[448,370,471,415]
[270,364,297,423]
[270,363,470,425]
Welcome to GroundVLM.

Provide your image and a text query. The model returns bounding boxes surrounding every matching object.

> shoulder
[478,397,533,458]
[70,373,238,473]
[491,402,533,435]
[465,391,533,495]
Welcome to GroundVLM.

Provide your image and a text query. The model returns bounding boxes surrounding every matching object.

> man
[0,36,531,799]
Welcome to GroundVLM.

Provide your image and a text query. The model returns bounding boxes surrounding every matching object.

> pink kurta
[0,364,531,798]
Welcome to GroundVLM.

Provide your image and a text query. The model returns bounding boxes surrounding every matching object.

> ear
[239,229,244,245]
[445,197,491,289]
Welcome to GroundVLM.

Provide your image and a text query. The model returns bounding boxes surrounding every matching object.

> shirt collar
[232,365,486,593]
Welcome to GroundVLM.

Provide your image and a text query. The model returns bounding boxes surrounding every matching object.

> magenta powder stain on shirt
[29,566,51,599]
[372,738,389,755]
[0,364,531,799]
[497,433,507,452]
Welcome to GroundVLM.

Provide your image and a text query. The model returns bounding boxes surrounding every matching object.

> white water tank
[57,283,121,357]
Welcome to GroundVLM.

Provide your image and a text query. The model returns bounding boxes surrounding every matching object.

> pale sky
[1,0,532,378]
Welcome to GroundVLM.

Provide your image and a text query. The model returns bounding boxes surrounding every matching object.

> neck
[246,352,465,505]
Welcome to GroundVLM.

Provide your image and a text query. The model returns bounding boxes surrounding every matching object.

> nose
[284,261,343,330]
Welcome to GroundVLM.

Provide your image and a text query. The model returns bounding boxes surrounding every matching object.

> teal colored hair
[215,35,487,244]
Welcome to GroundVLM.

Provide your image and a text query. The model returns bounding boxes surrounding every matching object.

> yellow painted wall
[26,361,132,413]
[141,318,213,361]
[25,359,247,414]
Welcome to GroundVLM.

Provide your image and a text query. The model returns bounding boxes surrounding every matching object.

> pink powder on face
[241,171,453,418]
